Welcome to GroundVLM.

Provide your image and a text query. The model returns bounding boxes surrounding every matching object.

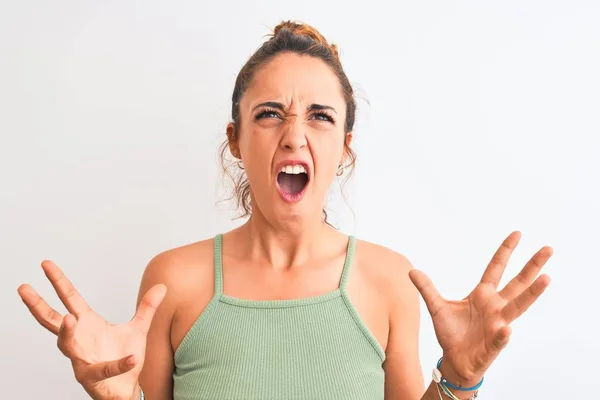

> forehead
[242,53,345,110]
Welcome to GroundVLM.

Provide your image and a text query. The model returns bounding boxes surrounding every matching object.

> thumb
[77,354,137,384]
[131,284,167,334]
[492,325,512,351]
[408,269,444,317]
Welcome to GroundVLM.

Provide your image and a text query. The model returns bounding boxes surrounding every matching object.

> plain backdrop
[2,1,599,399]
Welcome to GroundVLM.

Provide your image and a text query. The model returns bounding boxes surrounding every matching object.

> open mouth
[276,164,309,202]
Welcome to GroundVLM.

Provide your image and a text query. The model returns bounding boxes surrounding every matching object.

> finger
[17,283,63,335]
[57,314,77,358]
[480,231,522,288]
[76,354,137,384]
[492,325,512,351]
[502,274,551,322]
[408,269,445,317]
[499,246,553,300]
[41,260,91,317]
[130,284,167,334]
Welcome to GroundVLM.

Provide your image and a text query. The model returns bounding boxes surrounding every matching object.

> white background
[2,1,599,399]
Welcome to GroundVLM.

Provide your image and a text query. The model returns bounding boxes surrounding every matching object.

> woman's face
[229,52,351,227]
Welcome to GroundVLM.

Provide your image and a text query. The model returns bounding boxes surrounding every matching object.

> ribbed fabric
[172,234,386,400]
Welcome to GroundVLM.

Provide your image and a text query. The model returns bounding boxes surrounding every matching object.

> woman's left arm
[385,231,553,400]
[382,253,440,400]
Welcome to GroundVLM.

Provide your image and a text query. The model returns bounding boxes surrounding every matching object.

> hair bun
[272,20,340,60]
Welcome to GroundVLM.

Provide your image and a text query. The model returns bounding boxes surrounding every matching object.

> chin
[269,202,320,228]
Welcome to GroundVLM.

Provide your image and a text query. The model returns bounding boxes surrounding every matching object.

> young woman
[17,21,552,400]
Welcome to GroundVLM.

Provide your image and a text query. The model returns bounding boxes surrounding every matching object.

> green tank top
[172,234,386,399]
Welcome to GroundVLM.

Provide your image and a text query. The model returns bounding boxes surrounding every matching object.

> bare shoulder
[354,238,415,296]
[136,237,216,398]
[355,238,424,398]
[139,237,216,312]
[354,238,421,333]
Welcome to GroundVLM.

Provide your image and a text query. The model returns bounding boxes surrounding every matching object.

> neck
[238,209,336,269]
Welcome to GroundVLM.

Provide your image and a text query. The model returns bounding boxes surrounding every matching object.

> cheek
[310,134,345,180]
[239,129,263,160]
[239,130,275,181]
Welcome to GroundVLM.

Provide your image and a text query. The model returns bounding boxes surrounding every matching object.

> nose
[279,119,307,152]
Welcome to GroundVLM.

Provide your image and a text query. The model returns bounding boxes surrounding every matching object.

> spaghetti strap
[339,235,356,291]
[214,233,224,296]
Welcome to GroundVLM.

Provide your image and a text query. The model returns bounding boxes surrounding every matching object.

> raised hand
[18,260,166,400]
[409,231,552,385]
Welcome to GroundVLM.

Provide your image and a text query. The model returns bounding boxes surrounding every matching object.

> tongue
[278,173,307,195]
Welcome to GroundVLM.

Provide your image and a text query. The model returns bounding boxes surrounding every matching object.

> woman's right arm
[18,259,167,400]
[135,253,180,400]
[18,243,208,399]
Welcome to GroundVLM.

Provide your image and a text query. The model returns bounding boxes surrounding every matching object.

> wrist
[438,358,482,389]
[436,359,483,396]
[439,365,481,390]
[128,385,141,400]
[433,357,483,400]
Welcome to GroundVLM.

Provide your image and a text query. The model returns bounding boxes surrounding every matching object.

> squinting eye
[313,112,335,123]
[255,110,280,119]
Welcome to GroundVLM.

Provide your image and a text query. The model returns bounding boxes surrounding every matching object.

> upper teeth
[281,165,307,174]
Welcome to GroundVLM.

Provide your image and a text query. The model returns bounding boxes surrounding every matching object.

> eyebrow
[252,101,337,114]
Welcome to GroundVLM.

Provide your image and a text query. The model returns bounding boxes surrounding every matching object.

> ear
[345,132,353,148]
[341,132,353,164]
[227,122,241,159]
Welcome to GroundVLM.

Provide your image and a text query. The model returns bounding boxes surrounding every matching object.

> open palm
[18,261,166,400]
[409,231,552,383]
